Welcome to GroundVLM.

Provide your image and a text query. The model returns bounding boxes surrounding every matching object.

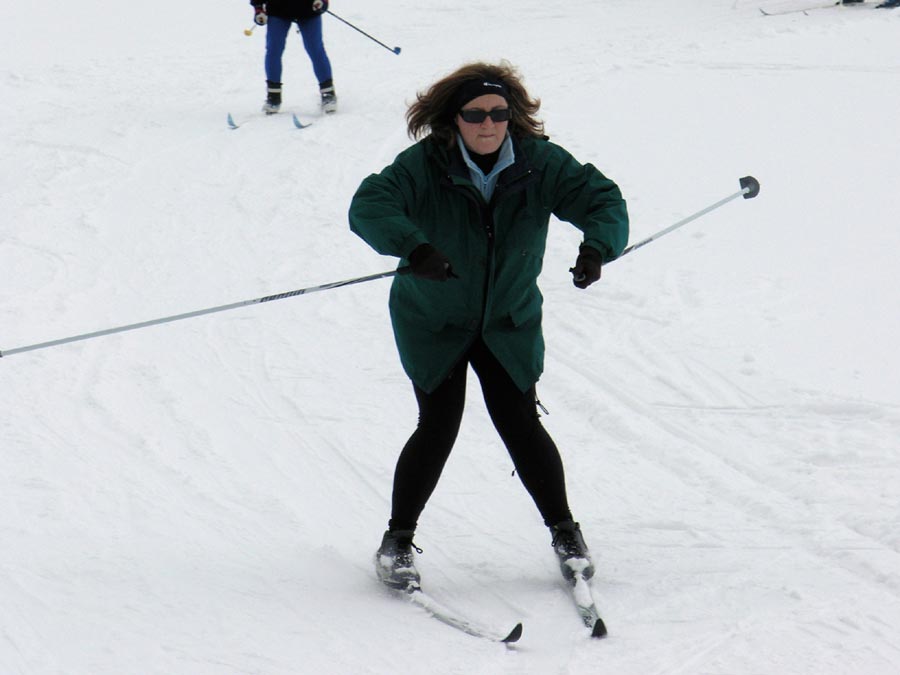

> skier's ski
[226,112,311,130]
[760,1,837,15]
[569,573,608,638]
[396,581,522,643]
[760,1,877,15]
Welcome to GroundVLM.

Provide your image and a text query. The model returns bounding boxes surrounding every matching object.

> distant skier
[249,0,337,114]
[349,61,629,591]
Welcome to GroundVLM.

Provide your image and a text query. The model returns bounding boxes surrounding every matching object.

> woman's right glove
[408,244,454,281]
[253,5,268,25]
[570,245,604,289]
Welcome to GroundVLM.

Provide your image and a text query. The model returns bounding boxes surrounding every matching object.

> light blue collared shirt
[456,133,515,202]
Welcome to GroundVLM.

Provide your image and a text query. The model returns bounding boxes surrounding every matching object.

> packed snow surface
[2,0,899,673]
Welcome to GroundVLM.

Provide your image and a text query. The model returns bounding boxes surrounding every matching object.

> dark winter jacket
[349,134,629,394]
[250,0,327,21]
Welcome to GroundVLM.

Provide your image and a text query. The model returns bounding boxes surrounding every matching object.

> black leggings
[388,339,573,531]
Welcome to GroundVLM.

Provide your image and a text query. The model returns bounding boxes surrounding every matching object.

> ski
[760,1,878,15]
[396,581,522,643]
[569,573,608,638]
[760,1,837,15]
[226,112,311,130]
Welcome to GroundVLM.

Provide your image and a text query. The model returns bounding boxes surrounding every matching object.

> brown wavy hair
[406,61,544,147]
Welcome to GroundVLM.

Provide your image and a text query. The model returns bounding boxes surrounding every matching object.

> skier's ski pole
[325,10,401,55]
[622,176,760,258]
[572,175,760,281]
[243,24,256,36]
[0,267,410,359]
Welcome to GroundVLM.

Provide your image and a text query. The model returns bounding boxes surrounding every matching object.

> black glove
[569,245,603,289]
[311,0,328,14]
[253,5,268,25]
[408,244,454,281]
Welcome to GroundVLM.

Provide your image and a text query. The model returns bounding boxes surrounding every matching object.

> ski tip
[292,113,311,129]
[591,617,608,638]
[227,113,239,130]
[740,175,761,199]
[502,622,523,643]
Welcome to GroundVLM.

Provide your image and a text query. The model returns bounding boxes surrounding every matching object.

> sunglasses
[458,108,512,124]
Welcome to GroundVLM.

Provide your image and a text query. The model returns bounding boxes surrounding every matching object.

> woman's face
[455,94,509,156]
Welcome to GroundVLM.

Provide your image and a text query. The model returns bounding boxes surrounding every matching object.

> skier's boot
[550,520,595,583]
[262,80,282,114]
[374,529,420,590]
[319,81,337,114]
[876,0,899,7]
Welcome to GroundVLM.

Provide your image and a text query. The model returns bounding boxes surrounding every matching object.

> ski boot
[320,83,337,114]
[374,529,420,590]
[550,520,595,582]
[262,80,282,114]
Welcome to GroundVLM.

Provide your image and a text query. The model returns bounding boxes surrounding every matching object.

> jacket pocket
[508,297,542,328]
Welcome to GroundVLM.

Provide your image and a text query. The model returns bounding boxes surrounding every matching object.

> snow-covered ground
[3,1,900,673]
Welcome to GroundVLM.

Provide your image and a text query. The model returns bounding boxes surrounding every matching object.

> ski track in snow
[3,0,900,673]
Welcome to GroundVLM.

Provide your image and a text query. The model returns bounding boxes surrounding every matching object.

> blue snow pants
[264,15,332,85]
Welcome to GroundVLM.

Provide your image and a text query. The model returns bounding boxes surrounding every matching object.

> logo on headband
[453,79,511,112]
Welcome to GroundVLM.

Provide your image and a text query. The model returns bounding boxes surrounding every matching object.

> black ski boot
[319,81,337,114]
[374,529,420,590]
[550,520,595,582]
[262,80,282,114]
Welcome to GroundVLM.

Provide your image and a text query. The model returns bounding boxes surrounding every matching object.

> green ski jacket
[349,134,628,393]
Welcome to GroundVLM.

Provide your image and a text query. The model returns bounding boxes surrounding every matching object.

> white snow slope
[2,1,900,673]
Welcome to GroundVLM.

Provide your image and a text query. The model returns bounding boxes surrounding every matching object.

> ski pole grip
[397,265,412,275]
[740,176,760,199]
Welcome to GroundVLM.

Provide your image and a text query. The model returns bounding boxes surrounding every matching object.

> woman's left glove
[311,0,328,14]
[570,245,604,289]
[253,5,268,25]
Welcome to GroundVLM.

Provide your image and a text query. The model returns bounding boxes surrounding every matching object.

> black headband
[452,79,510,112]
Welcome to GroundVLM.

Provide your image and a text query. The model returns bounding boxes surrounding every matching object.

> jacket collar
[455,133,515,202]
[429,135,537,193]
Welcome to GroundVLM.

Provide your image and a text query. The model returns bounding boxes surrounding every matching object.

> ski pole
[243,24,256,36]
[572,175,760,281]
[621,175,760,258]
[326,10,401,55]
[0,267,410,359]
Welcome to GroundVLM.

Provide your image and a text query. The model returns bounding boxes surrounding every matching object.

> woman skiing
[349,61,629,589]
